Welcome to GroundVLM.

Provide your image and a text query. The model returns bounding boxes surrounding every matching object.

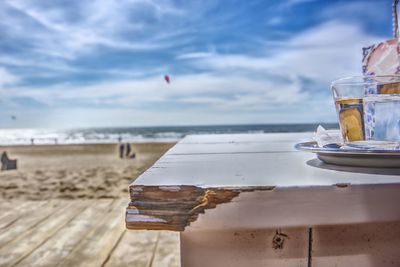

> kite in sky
[164,75,170,84]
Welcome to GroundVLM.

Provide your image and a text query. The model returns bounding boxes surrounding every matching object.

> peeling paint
[130,187,143,192]
[126,214,167,223]
[126,185,277,231]
[126,207,139,214]
[159,186,181,192]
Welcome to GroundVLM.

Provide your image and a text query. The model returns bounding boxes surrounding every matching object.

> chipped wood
[125,133,400,232]
[126,185,275,231]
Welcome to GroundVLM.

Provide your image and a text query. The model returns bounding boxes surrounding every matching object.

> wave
[0,123,338,145]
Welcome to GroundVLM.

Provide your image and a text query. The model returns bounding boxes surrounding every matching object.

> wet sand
[0,143,175,200]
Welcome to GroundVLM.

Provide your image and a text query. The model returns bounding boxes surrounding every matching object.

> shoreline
[0,123,337,146]
[0,141,178,148]
[0,142,175,201]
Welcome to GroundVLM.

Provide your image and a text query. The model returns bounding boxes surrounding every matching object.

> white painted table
[126,133,400,267]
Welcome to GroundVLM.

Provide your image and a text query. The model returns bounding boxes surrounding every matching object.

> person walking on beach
[125,143,131,158]
[118,137,124,159]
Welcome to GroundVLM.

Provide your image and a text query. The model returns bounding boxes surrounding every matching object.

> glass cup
[331,75,400,149]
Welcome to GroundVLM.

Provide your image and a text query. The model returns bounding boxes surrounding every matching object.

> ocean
[0,123,338,145]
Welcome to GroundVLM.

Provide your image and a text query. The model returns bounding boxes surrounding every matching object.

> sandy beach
[0,143,175,200]
[0,143,181,267]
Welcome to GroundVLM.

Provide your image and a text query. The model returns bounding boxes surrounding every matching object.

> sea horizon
[0,123,339,145]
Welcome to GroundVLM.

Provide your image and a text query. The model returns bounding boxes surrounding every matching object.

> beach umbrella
[164,75,170,84]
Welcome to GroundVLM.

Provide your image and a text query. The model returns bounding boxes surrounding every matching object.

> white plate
[295,141,400,168]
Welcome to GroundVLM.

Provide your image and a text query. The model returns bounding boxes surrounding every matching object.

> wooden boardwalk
[0,199,180,267]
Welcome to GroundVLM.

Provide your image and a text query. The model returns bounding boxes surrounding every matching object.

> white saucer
[295,141,400,168]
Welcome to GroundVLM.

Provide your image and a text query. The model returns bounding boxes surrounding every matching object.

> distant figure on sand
[119,141,124,159]
[125,143,131,158]
[30,138,34,145]
[1,152,17,171]
[125,143,136,159]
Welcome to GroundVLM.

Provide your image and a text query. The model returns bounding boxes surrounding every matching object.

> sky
[0,0,394,128]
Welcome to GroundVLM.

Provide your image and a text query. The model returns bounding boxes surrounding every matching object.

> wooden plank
[14,199,114,267]
[168,133,311,154]
[186,185,400,231]
[179,133,311,144]
[127,186,248,231]
[0,200,89,266]
[181,227,308,267]
[0,200,67,248]
[127,133,400,231]
[312,222,400,266]
[151,231,180,267]
[128,184,400,231]
[0,201,29,217]
[0,201,46,230]
[57,199,127,267]
[135,151,400,188]
[103,230,160,267]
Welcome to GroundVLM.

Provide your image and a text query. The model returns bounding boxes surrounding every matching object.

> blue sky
[0,0,394,128]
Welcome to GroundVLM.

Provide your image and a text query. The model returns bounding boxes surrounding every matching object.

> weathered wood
[187,185,400,231]
[0,201,34,218]
[0,200,180,266]
[57,199,127,267]
[135,150,400,188]
[0,200,89,266]
[0,200,68,249]
[152,231,180,267]
[127,133,400,231]
[0,201,46,230]
[103,230,160,267]
[127,186,273,231]
[129,184,400,232]
[178,133,310,145]
[168,133,307,154]
[312,222,400,266]
[181,227,308,267]
[14,199,114,267]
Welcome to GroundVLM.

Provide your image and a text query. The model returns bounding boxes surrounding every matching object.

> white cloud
[0,68,19,87]
[0,55,167,79]
[1,0,185,60]
[320,1,387,24]
[176,52,215,60]
[7,72,307,108]
[181,21,381,82]
[0,1,390,127]
[2,19,383,126]
[272,21,381,81]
